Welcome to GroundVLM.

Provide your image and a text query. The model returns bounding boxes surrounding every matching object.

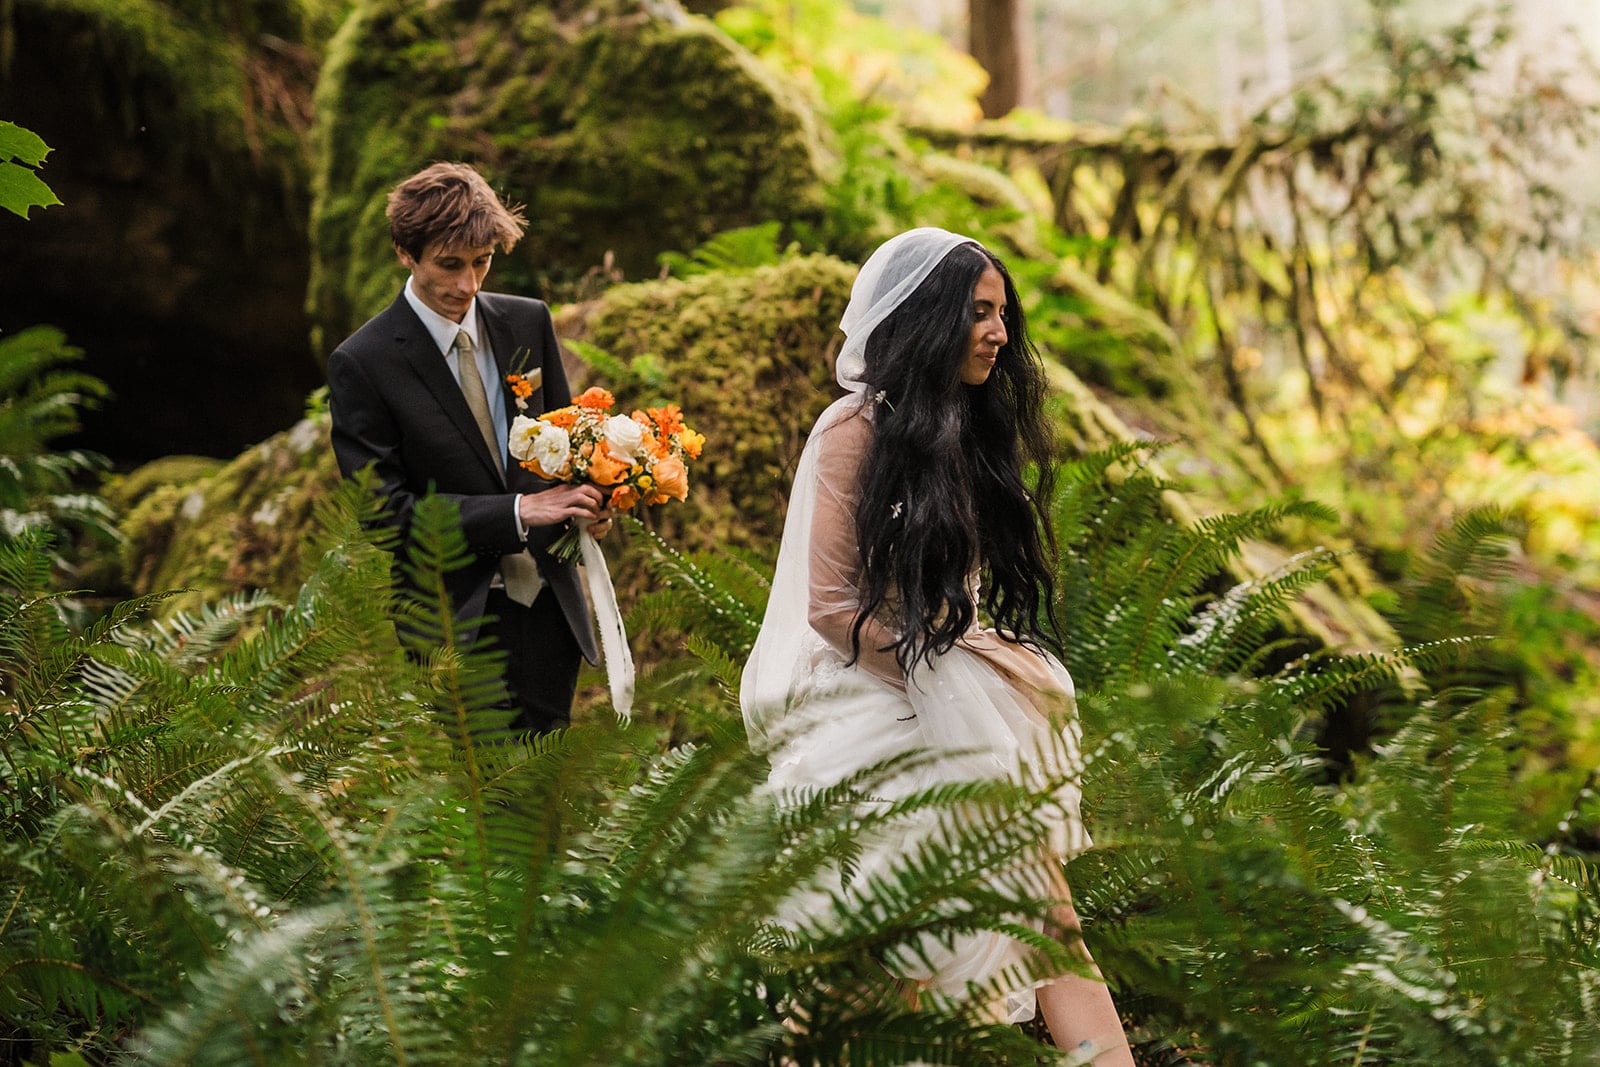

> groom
[327,161,611,734]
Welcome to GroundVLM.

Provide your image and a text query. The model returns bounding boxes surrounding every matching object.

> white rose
[532,423,572,476]
[603,414,645,464]
[507,415,542,462]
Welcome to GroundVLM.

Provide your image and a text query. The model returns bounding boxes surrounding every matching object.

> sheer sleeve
[806,411,907,692]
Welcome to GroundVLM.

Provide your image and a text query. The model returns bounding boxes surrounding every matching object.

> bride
[741,228,1135,1063]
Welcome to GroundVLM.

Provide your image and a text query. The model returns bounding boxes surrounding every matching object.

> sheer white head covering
[835,227,974,394]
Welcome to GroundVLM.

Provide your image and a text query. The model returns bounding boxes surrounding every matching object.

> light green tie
[456,329,543,606]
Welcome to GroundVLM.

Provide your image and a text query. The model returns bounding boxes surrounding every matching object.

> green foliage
[0,120,61,219]
[658,220,791,278]
[625,521,771,738]
[715,0,986,128]
[0,326,118,573]
[1051,443,1340,692]
[7,433,1600,1063]
[620,442,1600,1063]
[2,485,1098,1065]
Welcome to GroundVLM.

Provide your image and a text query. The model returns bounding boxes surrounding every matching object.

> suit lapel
[391,296,506,487]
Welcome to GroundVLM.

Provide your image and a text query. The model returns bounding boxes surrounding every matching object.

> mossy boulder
[118,416,338,609]
[307,0,828,357]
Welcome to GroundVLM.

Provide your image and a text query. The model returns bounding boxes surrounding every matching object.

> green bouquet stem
[548,518,590,563]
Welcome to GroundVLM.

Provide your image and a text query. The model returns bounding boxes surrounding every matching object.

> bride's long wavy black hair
[849,240,1060,674]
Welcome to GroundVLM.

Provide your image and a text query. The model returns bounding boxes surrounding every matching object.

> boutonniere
[504,347,544,411]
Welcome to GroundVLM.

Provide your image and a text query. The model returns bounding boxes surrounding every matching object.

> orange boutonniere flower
[502,348,544,411]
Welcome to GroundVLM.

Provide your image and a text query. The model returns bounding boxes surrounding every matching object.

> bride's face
[959,265,1008,386]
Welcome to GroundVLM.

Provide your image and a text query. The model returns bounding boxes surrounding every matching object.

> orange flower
[648,404,684,436]
[544,407,579,430]
[609,484,640,510]
[652,455,689,501]
[587,441,630,486]
[505,374,534,399]
[576,387,615,411]
[679,427,705,459]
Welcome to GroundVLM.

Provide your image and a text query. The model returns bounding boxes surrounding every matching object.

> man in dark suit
[327,162,610,734]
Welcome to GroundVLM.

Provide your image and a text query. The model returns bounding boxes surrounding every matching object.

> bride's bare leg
[1037,870,1135,1066]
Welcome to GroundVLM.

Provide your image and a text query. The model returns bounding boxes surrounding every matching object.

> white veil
[833,227,973,394]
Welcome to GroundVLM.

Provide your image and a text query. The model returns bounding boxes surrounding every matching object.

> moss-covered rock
[119,416,338,608]
[307,0,827,357]
[104,455,227,516]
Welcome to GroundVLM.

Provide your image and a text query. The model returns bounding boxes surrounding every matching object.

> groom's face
[398,240,495,323]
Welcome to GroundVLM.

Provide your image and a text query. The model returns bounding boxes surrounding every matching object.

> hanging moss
[307,0,827,356]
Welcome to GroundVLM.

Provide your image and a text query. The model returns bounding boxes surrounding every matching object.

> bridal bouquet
[505,385,703,722]
[507,385,705,560]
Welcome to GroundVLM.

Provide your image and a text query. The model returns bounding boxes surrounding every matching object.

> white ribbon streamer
[577,525,634,721]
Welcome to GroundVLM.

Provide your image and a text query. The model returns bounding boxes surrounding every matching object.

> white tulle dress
[741,396,1089,1024]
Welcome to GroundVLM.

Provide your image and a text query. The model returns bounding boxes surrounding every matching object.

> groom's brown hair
[386,162,527,259]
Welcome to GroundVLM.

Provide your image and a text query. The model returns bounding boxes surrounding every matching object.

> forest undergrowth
[4,417,1599,1064]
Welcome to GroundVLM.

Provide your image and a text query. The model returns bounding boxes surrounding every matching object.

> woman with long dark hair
[742,228,1133,1061]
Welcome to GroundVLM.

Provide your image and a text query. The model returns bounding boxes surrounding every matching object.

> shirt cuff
[513,494,527,541]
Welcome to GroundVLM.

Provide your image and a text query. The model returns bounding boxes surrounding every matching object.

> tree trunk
[970,0,1024,119]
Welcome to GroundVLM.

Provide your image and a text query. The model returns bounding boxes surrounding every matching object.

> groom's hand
[520,483,605,529]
